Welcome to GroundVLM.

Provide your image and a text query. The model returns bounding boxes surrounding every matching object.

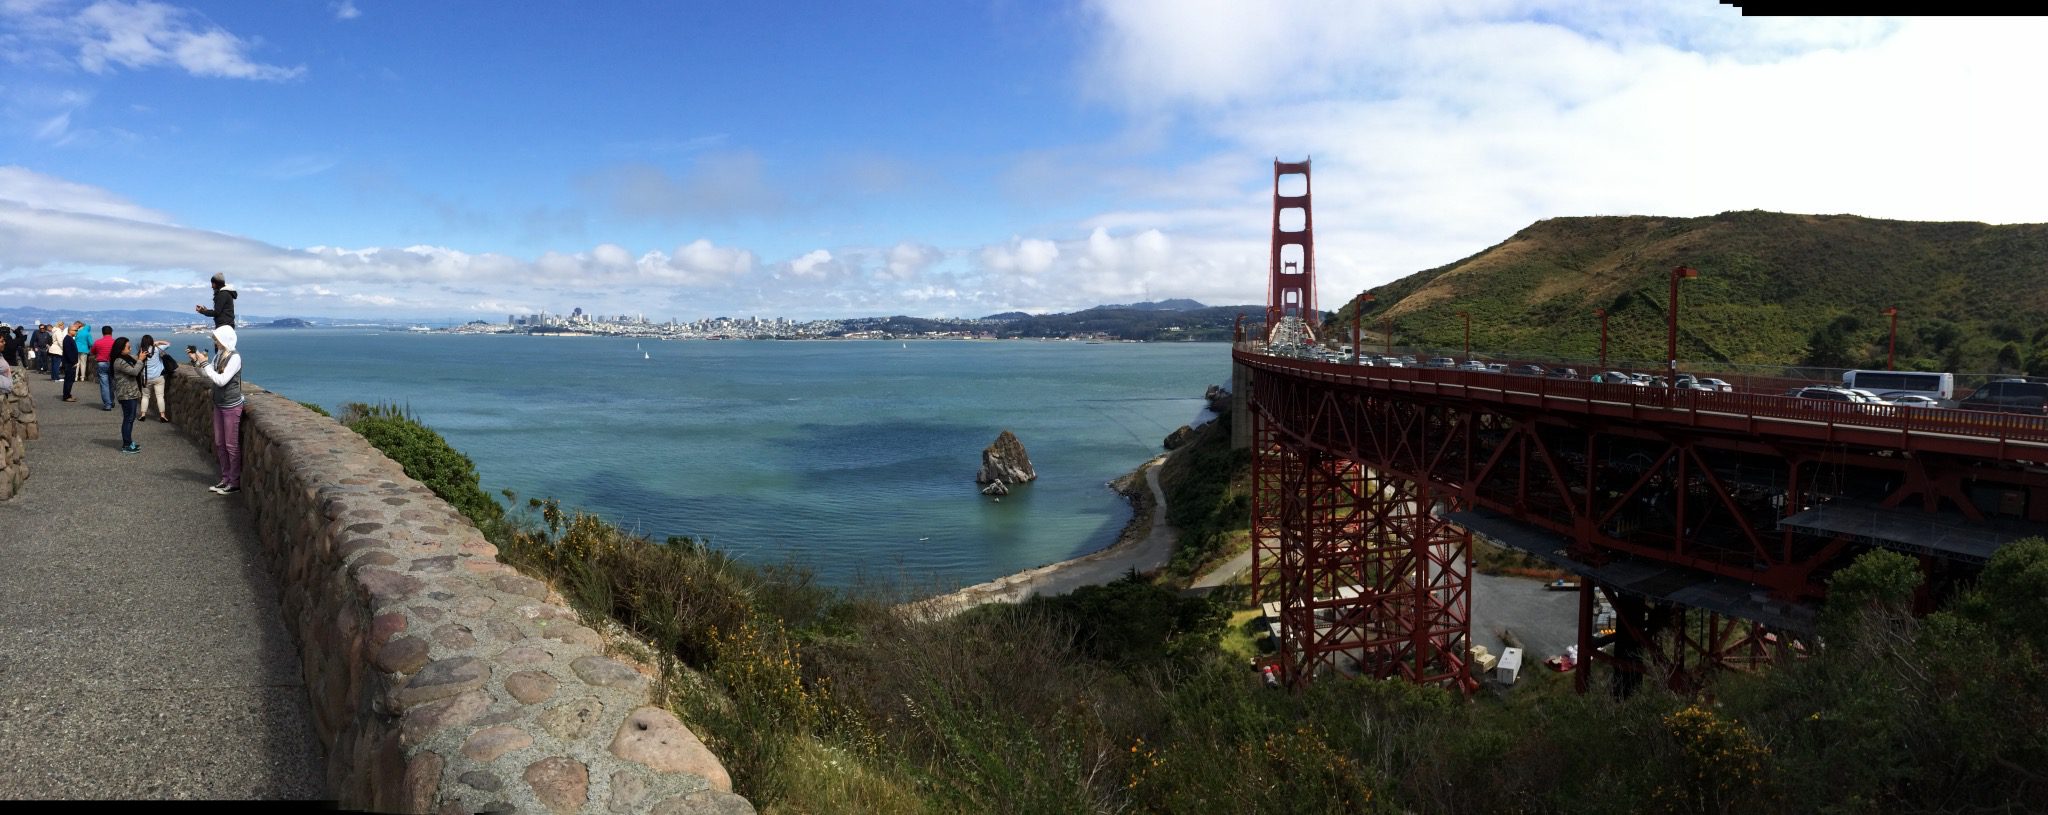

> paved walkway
[0,383,325,799]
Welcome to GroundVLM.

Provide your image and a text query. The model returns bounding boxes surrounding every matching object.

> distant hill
[262,318,315,328]
[1103,298,1207,312]
[981,311,1032,321]
[991,304,1262,341]
[1329,211,2048,374]
[0,307,209,327]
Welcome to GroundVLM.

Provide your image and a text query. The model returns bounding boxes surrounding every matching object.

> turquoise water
[234,330,1225,588]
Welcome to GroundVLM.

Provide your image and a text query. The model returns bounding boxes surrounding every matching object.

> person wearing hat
[187,324,246,495]
[195,272,238,328]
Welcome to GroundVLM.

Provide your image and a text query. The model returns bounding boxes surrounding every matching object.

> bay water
[229,330,1226,589]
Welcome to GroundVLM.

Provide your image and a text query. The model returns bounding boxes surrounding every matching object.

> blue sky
[6,4,2048,320]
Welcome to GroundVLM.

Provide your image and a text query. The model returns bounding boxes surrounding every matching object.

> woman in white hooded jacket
[188,324,245,495]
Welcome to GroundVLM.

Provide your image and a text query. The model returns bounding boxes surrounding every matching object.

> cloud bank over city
[5,3,2048,319]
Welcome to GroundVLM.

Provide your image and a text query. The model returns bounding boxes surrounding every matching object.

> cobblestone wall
[164,368,752,814]
[1,369,38,499]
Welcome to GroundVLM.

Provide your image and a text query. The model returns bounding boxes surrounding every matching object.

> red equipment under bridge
[1240,159,2048,695]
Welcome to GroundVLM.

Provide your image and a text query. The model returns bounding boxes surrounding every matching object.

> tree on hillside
[1801,315,1864,369]
[1997,342,2023,373]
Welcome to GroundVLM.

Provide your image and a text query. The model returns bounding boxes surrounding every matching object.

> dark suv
[1957,378,2048,415]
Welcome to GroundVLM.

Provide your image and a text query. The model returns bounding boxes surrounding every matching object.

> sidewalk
[0,390,325,799]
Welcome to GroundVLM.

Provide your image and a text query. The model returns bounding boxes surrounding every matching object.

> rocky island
[976,430,1036,496]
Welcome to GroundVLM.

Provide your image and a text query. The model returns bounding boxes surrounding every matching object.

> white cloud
[331,1,359,21]
[0,168,762,314]
[978,237,1060,276]
[882,241,937,281]
[1059,7,2048,305]
[4,0,305,80]
[787,248,834,280]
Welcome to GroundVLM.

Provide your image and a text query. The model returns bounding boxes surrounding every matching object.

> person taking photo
[187,324,245,495]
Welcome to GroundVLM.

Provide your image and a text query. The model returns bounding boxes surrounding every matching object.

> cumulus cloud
[978,237,1060,276]
[1061,7,2048,304]
[0,168,759,314]
[787,249,835,280]
[331,1,359,21]
[882,241,937,281]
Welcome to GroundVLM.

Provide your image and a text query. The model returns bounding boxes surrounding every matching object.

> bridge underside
[1247,361,2048,693]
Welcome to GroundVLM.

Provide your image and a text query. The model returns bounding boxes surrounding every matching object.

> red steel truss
[1251,381,1477,691]
[1240,347,2048,693]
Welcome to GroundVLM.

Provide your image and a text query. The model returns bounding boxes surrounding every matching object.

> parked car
[1957,378,2048,415]
[1514,364,1547,377]
[1378,356,1405,368]
[1844,388,1893,405]
[1426,357,1457,368]
[1549,367,1580,379]
[1698,378,1734,393]
[1397,355,1418,366]
[1487,363,1507,373]
[1459,360,1490,371]
[1598,370,1640,385]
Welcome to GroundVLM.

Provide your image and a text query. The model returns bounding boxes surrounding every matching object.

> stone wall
[1,367,37,499]
[164,368,752,814]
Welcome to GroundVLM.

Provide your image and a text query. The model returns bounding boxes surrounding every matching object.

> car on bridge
[1957,378,2048,415]
[1548,367,1580,379]
[1425,357,1457,368]
[1459,360,1490,371]
[1514,364,1547,377]
[1882,393,1945,408]
[1598,370,1641,385]
[1793,386,1886,408]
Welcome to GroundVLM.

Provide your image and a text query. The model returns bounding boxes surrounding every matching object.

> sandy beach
[902,452,1178,619]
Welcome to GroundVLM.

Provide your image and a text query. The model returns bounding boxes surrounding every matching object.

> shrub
[340,402,503,531]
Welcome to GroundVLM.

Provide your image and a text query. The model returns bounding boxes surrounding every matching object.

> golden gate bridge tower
[1248,159,1476,691]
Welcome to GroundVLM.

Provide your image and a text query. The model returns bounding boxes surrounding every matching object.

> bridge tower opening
[1267,159,1316,342]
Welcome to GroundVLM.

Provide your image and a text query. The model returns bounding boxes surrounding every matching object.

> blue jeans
[96,362,112,408]
[120,398,139,446]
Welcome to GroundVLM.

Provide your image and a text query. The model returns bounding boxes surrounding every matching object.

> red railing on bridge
[1236,344,2048,462]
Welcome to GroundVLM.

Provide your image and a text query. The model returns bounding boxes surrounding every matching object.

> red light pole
[1354,293,1374,363]
[1459,311,1471,361]
[1667,266,1698,383]
[1884,306,1899,370]
[1596,308,1608,370]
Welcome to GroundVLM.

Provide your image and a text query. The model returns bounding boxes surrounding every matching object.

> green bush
[341,402,503,531]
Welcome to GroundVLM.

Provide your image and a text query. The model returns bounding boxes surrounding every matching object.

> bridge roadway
[0,392,323,799]
[1238,347,2048,463]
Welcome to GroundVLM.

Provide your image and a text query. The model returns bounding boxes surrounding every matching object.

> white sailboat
[643,351,650,360]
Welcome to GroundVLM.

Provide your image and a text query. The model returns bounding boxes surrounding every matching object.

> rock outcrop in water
[976,430,1037,490]
[1205,384,1231,415]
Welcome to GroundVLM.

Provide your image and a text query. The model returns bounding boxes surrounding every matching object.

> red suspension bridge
[1237,159,2048,694]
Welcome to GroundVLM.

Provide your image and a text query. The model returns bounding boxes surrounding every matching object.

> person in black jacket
[195,272,238,327]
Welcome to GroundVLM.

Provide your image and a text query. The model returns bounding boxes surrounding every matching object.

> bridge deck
[0,386,323,799]
[1238,348,2048,463]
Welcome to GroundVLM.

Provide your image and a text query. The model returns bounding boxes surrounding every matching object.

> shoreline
[901,451,1177,619]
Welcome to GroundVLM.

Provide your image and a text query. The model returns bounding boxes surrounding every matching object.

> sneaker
[209,481,229,493]
[121,443,141,454]
[217,486,241,496]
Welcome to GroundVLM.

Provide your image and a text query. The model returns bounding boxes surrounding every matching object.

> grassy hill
[1329,211,2048,374]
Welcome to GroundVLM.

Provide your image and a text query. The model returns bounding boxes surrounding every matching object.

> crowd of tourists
[0,272,247,494]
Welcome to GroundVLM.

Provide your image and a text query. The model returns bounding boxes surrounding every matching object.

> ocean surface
[229,329,1226,589]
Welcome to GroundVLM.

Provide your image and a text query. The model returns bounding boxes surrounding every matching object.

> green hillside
[1328,211,2048,375]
